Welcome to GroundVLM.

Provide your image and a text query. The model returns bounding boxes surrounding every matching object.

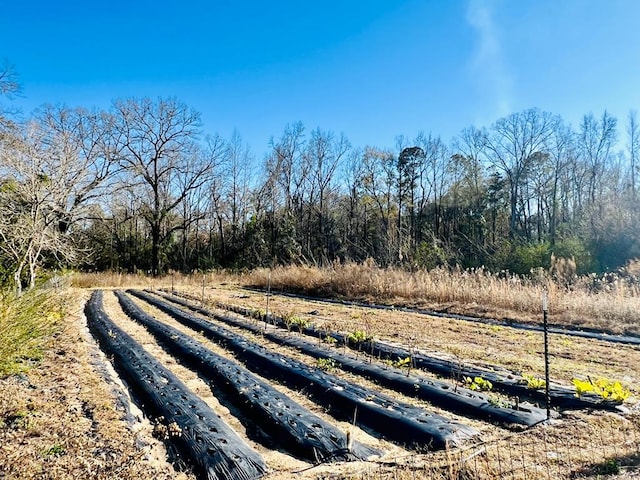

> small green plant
[43,444,65,456]
[347,329,370,345]
[522,374,546,390]
[392,355,413,377]
[316,358,337,372]
[572,377,630,403]
[281,311,309,332]
[323,335,338,346]
[393,356,412,368]
[465,376,493,392]
[487,394,510,408]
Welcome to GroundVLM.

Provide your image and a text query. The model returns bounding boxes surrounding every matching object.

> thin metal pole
[265,270,271,332]
[201,273,205,306]
[542,289,550,420]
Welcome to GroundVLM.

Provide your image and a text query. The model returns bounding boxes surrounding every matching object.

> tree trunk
[151,223,161,276]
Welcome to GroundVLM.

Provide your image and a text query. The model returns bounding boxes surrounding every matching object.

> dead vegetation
[238,261,640,335]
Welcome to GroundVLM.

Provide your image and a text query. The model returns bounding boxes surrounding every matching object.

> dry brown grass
[70,270,240,290]
[242,262,640,335]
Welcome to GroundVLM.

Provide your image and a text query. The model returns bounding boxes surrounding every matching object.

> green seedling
[316,358,337,372]
[465,376,493,392]
[572,377,630,403]
[347,329,370,345]
[522,374,546,390]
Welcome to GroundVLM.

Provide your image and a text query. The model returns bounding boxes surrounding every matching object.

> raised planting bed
[202,296,619,411]
[241,288,640,346]
[129,290,480,450]
[114,290,380,463]
[84,290,266,480]
[153,290,547,427]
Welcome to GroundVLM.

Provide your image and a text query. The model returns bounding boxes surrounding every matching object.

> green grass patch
[0,289,64,377]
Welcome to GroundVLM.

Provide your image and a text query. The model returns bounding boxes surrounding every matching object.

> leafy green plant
[323,335,338,346]
[282,312,309,332]
[393,356,412,368]
[487,394,510,408]
[572,377,630,402]
[465,376,493,392]
[316,358,337,372]
[43,444,65,456]
[522,374,546,390]
[347,329,370,345]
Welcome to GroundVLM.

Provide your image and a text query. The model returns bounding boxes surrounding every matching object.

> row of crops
[85,289,625,479]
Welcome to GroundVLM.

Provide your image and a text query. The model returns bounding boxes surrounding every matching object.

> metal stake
[542,289,550,420]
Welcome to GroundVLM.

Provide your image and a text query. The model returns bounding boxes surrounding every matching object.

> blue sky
[3,0,640,156]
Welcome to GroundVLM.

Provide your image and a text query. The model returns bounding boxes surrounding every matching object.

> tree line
[1,64,639,292]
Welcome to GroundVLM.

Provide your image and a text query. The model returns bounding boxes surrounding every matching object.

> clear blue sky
[3,0,640,156]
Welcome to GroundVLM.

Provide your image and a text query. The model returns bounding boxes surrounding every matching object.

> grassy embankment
[0,288,65,377]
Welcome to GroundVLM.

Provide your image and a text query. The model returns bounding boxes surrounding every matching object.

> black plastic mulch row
[129,289,480,450]
[242,287,640,346]
[114,290,380,463]
[84,290,266,480]
[153,290,547,427]
[207,297,618,410]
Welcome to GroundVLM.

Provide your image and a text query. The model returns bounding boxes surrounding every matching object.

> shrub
[509,242,550,274]
[553,237,593,274]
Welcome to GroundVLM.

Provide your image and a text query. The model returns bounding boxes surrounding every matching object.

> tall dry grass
[70,270,240,289]
[71,263,640,334]
[0,288,66,377]
[242,262,640,334]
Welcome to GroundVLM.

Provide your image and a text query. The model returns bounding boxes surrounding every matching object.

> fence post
[542,289,550,420]
[201,273,205,306]
[265,270,271,333]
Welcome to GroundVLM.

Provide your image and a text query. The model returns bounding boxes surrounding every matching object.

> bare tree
[545,119,575,246]
[627,110,639,199]
[0,61,20,131]
[0,120,88,292]
[578,111,617,205]
[361,146,396,264]
[113,97,220,275]
[484,108,557,238]
[307,128,350,260]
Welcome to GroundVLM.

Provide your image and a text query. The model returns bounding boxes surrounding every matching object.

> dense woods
[1,65,639,290]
